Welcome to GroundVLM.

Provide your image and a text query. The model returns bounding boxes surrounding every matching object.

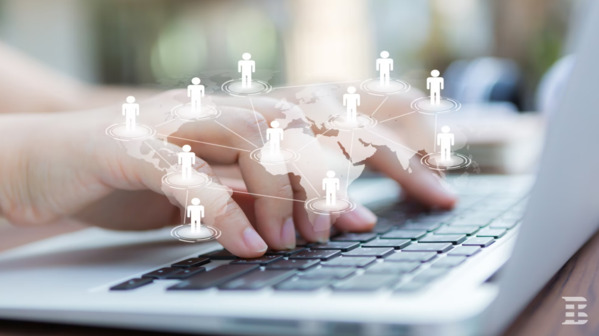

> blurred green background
[0,0,579,109]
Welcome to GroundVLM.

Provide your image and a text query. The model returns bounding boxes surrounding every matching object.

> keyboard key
[462,237,495,247]
[448,246,481,257]
[265,259,319,270]
[363,238,411,249]
[476,228,507,238]
[172,257,210,268]
[266,247,308,256]
[449,218,490,226]
[431,256,467,268]
[372,221,394,234]
[434,226,479,235]
[202,249,237,260]
[110,278,153,291]
[385,251,437,263]
[393,281,427,293]
[165,267,206,279]
[332,274,399,291]
[412,268,448,283]
[382,230,427,240]
[399,222,442,231]
[489,219,519,229]
[332,232,377,242]
[168,264,259,290]
[289,250,341,260]
[310,241,359,251]
[419,234,467,244]
[275,278,331,291]
[342,247,394,258]
[300,267,355,280]
[142,267,179,279]
[219,270,296,290]
[402,243,453,253]
[230,255,282,265]
[366,261,420,274]
[322,256,376,268]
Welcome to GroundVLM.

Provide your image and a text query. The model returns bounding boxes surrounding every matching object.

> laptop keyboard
[110,193,527,293]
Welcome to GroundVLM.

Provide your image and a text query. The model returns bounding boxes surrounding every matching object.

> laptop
[1,2,598,335]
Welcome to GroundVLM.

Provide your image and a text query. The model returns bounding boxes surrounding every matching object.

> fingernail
[281,217,296,249]
[433,174,457,196]
[243,227,268,253]
[347,205,377,225]
[313,215,330,242]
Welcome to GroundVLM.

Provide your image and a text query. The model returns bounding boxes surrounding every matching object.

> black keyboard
[110,193,527,293]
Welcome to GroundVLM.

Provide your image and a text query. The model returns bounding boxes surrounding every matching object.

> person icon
[187,77,205,115]
[427,69,444,105]
[122,96,139,131]
[187,198,205,234]
[322,170,340,207]
[437,125,455,162]
[343,86,361,122]
[238,52,256,88]
[376,51,394,86]
[177,145,196,180]
[266,120,284,155]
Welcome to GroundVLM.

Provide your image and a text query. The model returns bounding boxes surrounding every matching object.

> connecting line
[370,96,389,117]
[207,186,305,203]
[296,128,334,152]
[270,79,361,90]
[433,114,438,153]
[364,129,419,155]
[378,111,417,124]
[248,97,265,145]
[183,189,189,224]
[346,131,355,189]
[144,141,175,168]
[158,133,251,153]
[214,120,259,149]
[291,162,321,197]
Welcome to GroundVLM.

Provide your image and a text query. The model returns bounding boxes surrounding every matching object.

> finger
[216,97,335,242]
[169,107,297,250]
[364,127,457,209]
[93,136,268,258]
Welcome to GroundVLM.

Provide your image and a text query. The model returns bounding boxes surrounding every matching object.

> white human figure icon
[322,170,340,206]
[266,120,284,155]
[238,52,256,88]
[187,198,205,233]
[122,96,139,131]
[343,86,361,122]
[427,69,444,105]
[177,145,196,180]
[437,125,455,162]
[187,77,205,115]
[376,51,393,86]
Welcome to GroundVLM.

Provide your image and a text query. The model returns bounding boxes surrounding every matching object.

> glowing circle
[162,171,212,190]
[250,148,300,165]
[221,79,272,97]
[411,96,461,115]
[326,114,377,131]
[420,152,472,171]
[305,197,356,215]
[172,104,221,121]
[105,123,156,141]
[360,78,410,96]
[170,225,221,243]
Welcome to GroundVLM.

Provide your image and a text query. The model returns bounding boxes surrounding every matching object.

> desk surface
[0,220,597,336]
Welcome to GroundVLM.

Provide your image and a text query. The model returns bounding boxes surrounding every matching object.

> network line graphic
[105,52,471,243]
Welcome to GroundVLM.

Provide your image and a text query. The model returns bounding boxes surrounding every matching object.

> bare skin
[0,43,456,258]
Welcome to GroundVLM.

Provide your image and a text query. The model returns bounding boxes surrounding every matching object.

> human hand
[0,89,455,258]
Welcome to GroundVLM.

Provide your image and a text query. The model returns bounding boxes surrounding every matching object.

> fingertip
[335,204,377,232]
[241,226,268,256]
